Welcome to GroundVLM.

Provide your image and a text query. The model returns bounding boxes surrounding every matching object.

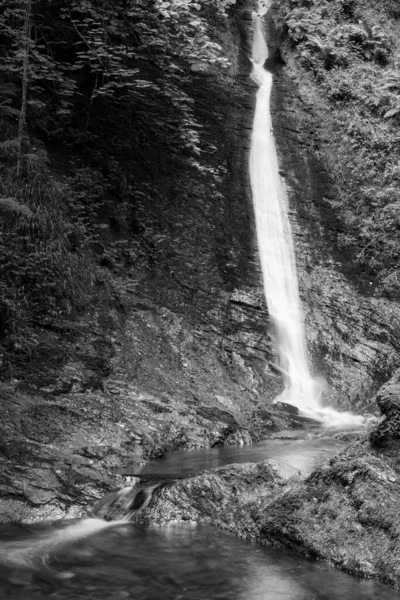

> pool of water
[126,433,349,479]
[3,430,395,599]
[0,521,399,600]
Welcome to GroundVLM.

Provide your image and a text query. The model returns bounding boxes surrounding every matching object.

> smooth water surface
[130,435,348,479]
[0,522,399,600]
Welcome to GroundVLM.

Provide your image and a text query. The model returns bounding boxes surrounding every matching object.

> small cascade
[91,477,165,521]
[249,10,363,428]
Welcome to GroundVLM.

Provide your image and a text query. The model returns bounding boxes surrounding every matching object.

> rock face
[264,5,400,410]
[259,450,400,586]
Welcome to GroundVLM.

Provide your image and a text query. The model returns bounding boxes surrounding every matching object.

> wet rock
[222,428,252,446]
[257,448,400,587]
[80,445,110,460]
[95,461,287,542]
[274,402,299,415]
[251,403,320,439]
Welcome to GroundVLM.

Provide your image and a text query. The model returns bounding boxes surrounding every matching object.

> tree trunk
[17,0,32,179]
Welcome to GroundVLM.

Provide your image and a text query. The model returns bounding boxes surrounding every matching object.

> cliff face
[266,2,400,409]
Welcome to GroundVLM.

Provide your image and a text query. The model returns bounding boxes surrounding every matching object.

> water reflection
[0,523,398,599]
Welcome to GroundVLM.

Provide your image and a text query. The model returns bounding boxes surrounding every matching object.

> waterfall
[249,11,363,427]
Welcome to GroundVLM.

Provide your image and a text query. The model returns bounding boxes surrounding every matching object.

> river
[1,433,399,599]
[0,519,398,600]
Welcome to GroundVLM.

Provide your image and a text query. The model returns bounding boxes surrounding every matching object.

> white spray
[249,10,363,427]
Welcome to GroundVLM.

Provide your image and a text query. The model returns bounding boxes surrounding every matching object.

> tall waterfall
[249,11,363,427]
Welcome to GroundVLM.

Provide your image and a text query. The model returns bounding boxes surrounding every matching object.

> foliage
[284,2,392,68]
[0,0,239,372]
[279,0,400,297]
[0,0,236,152]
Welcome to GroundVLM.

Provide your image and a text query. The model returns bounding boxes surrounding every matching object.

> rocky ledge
[0,375,317,524]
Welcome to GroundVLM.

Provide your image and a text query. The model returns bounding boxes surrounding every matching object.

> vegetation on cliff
[278,0,400,297]
[0,0,240,376]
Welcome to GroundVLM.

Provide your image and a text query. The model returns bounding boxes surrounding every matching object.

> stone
[93,460,286,543]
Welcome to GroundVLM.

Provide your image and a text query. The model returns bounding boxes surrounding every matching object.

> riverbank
[95,374,400,589]
[0,376,321,523]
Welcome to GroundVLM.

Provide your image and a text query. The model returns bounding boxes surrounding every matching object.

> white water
[0,518,128,574]
[249,12,363,428]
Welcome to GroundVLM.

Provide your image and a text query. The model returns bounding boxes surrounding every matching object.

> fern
[0,197,33,220]
[0,138,20,155]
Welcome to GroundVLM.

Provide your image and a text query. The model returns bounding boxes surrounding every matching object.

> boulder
[92,461,287,543]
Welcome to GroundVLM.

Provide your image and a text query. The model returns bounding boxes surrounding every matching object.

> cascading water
[249,9,363,427]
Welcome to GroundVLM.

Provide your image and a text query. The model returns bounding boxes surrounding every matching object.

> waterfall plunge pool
[1,432,399,599]
[0,510,398,599]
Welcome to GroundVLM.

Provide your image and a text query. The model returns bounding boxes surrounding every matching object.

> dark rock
[142,400,172,415]
[195,405,239,425]
[20,405,79,444]
[251,404,320,439]
[7,569,33,586]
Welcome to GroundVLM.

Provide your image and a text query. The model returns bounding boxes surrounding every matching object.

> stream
[0,521,398,600]
[129,433,350,479]
[1,433,400,599]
